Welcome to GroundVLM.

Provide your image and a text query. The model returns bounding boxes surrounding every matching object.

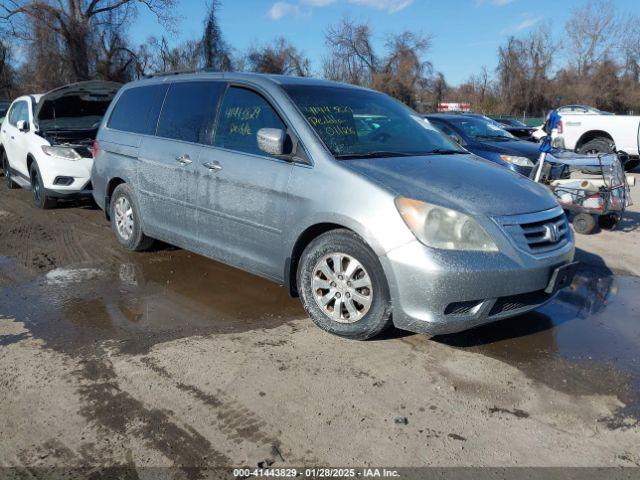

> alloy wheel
[311,253,373,323]
[114,197,134,241]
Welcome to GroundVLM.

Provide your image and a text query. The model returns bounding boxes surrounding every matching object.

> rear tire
[30,163,57,209]
[577,137,614,156]
[2,152,19,189]
[110,183,154,252]
[573,213,597,235]
[297,229,392,340]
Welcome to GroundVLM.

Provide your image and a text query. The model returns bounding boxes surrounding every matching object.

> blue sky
[130,0,639,85]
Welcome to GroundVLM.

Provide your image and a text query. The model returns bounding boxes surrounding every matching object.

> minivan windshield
[283,85,466,159]
[445,116,517,142]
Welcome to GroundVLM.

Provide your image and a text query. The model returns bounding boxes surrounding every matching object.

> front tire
[298,229,392,340]
[30,163,57,209]
[2,152,19,189]
[110,183,154,251]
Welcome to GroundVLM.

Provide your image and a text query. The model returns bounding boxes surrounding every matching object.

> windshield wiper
[424,149,469,155]
[334,151,418,160]
[476,135,513,141]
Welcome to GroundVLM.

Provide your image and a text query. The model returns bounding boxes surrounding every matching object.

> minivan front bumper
[379,237,575,336]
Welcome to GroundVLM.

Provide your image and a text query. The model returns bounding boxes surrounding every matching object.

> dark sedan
[424,114,542,176]
[491,117,537,141]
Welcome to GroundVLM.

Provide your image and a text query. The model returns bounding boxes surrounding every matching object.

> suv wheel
[2,152,19,189]
[110,183,154,251]
[298,229,392,340]
[577,137,614,155]
[30,163,57,209]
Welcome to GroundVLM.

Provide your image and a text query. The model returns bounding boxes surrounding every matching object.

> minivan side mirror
[257,128,285,156]
[16,120,29,132]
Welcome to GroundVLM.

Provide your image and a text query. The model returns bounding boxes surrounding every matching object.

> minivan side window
[108,84,167,135]
[156,81,224,144]
[214,87,286,157]
[8,101,28,127]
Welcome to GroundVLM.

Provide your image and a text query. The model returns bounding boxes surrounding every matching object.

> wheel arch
[104,177,128,220]
[286,222,354,297]
[575,130,615,151]
[26,153,36,176]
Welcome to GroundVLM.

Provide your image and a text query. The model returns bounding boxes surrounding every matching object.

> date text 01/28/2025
[232,468,400,477]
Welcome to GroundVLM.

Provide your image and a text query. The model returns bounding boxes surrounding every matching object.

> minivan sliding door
[138,81,224,249]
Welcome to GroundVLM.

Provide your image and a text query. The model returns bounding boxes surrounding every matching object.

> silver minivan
[92,72,576,340]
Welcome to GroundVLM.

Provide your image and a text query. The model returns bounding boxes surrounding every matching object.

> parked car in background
[92,72,575,340]
[551,105,640,171]
[491,117,537,141]
[557,105,612,116]
[425,113,543,176]
[0,81,121,208]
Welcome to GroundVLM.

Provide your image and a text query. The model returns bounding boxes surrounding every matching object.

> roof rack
[144,69,198,79]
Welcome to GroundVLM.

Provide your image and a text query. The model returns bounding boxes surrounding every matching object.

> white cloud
[503,15,543,33]
[476,0,514,6]
[268,0,412,19]
[347,0,414,13]
[301,0,337,5]
[268,1,302,19]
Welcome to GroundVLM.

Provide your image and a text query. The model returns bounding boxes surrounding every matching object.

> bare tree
[496,25,554,115]
[323,17,377,85]
[202,0,232,71]
[372,31,432,108]
[1,0,175,81]
[141,36,201,73]
[620,15,640,83]
[0,37,15,98]
[429,71,448,111]
[565,0,620,76]
[245,37,310,76]
[19,11,70,92]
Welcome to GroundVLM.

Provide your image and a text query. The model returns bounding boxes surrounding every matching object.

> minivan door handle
[202,161,222,172]
[176,154,192,165]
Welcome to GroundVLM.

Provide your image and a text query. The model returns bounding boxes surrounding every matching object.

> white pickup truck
[553,105,640,171]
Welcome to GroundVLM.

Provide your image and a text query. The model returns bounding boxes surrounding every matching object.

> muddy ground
[1,172,640,478]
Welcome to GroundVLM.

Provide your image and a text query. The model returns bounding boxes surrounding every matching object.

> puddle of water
[46,267,104,286]
[2,248,639,420]
[0,251,305,354]
[435,266,640,421]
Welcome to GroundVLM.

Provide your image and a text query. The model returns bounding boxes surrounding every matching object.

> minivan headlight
[395,197,498,252]
[41,146,82,161]
[500,154,533,167]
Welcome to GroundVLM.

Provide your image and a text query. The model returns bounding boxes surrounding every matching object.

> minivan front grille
[495,207,570,255]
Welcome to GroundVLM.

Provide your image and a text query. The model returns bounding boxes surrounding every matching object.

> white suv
[0,81,120,208]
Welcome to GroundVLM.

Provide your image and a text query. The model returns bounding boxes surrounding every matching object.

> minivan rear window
[156,81,224,144]
[108,84,167,135]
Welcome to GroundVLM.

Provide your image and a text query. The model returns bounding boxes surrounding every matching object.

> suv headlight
[41,146,82,161]
[500,154,533,167]
[395,197,498,252]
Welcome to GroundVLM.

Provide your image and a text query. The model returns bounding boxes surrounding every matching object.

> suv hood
[34,80,121,125]
[34,80,122,134]
[341,154,558,217]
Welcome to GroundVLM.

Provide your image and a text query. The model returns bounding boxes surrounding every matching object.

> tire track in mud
[0,189,129,273]
[139,357,285,451]
[76,355,231,478]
